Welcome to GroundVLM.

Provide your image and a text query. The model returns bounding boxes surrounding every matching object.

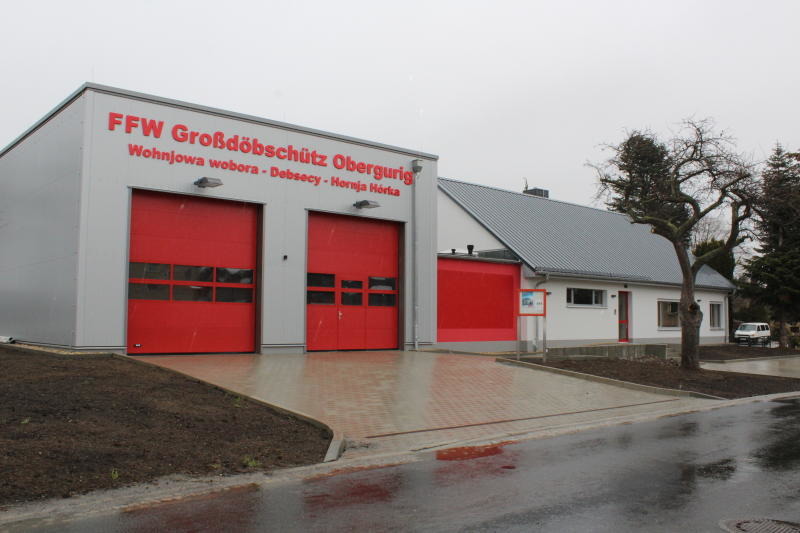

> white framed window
[658,300,680,328]
[709,302,723,329]
[567,288,606,307]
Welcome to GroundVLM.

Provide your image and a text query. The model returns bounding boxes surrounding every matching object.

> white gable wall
[437,189,505,253]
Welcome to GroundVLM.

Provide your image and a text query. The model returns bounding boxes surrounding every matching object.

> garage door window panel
[216,287,253,303]
[307,291,335,304]
[342,292,363,306]
[369,277,396,290]
[307,273,335,288]
[128,283,170,300]
[369,293,396,307]
[174,265,214,282]
[216,268,254,284]
[129,262,170,280]
[173,285,213,302]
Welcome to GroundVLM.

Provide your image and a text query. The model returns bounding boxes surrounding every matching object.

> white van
[734,322,771,345]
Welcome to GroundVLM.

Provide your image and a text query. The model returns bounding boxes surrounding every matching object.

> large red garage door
[127,190,259,354]
[437,257,519,342]
[306,212,400,351]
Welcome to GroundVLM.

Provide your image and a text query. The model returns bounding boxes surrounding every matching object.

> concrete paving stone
[137,351,716,458]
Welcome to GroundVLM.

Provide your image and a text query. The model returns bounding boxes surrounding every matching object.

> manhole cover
[720,519,800,533]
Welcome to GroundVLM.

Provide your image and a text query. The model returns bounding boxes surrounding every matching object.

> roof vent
[523,187,549,198]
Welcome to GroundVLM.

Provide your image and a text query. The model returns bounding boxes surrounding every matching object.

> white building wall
[521,276,729,347]
[0,97,85,346]
[437,189,504,253]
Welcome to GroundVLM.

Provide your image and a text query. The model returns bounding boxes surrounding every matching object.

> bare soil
[699,344,800,361]
[0,347,331,506]
[538,357,800,399]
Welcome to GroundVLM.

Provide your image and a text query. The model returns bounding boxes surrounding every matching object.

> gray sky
[3,0,799,206]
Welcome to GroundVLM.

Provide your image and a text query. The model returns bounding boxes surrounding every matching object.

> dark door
[618,291,630,342]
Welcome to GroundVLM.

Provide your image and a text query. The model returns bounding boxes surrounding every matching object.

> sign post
[518,289,547,361]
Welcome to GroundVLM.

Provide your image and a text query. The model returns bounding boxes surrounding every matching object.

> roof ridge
[437,177,625,217]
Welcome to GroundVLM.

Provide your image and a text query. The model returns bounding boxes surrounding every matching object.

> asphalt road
[9,398,800,532]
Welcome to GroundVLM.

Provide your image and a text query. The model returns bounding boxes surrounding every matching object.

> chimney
[523,187,549,199]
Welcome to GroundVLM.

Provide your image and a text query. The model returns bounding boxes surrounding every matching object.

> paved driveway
[702,356,800,378]
[138,351,714,457]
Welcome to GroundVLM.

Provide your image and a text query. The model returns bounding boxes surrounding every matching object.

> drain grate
[720,519,800,533]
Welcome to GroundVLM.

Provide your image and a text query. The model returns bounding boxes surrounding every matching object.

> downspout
[534,272,550,354]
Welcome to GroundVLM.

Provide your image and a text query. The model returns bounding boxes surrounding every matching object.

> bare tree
[594,119,755,369]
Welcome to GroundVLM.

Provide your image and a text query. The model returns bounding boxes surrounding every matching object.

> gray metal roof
[438,178,734,291]
[1,83,439,160]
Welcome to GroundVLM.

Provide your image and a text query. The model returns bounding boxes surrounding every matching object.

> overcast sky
[3,0,799,206]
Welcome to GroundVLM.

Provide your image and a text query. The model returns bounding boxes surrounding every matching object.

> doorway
[618,290,630,342]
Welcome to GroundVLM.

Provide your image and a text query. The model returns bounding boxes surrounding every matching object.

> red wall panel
[437,258,519,342]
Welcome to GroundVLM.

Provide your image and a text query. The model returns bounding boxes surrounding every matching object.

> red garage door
[437,257,519,342]
[127,190,259,354]
[306,212,400,351]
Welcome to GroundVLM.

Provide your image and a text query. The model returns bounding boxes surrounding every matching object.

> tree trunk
[674,242,702,370]
[679,282,703,370]
[778,313,788,348]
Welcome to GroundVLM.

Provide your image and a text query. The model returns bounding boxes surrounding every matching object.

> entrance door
[618,291,630,342]
[127,190,259,354]
[306,212,400,351]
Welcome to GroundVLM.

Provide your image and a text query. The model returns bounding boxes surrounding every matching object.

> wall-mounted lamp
[353,200,380,209]
[611,294,617,298]
[194,177,223,188]
[411,159,423,173]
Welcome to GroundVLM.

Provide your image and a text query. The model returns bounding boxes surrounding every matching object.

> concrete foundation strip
[497,357,726,400]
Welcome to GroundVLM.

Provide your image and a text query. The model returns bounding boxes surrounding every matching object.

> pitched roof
[438,178,734,290]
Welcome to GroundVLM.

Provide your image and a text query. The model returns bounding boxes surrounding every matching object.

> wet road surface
[9,398,800,532]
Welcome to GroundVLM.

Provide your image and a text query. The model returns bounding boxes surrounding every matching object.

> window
[128,283,169,300]
[173,285,213,302]
[307,291,335,304]
[566,288,606,307]
[307,273,335,287]
[341,292,363,305]
[216,268,254,284]
[129,262,170,280]
[369,277,397,290]
[709,302,722,329]
[173,265,213,282]
[369,293,396,307]
[658,301,680,328]
[216,287,253,303]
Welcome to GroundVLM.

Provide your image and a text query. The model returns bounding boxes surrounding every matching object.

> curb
[121,355,346,462]
[701,354,800,363]
[0,342,117,358]
[496,357,726,400]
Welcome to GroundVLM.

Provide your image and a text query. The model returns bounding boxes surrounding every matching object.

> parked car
[734,322,771,346]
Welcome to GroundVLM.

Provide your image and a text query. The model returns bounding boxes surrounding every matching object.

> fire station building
[0,85,732,355]
[0,84,437,354]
